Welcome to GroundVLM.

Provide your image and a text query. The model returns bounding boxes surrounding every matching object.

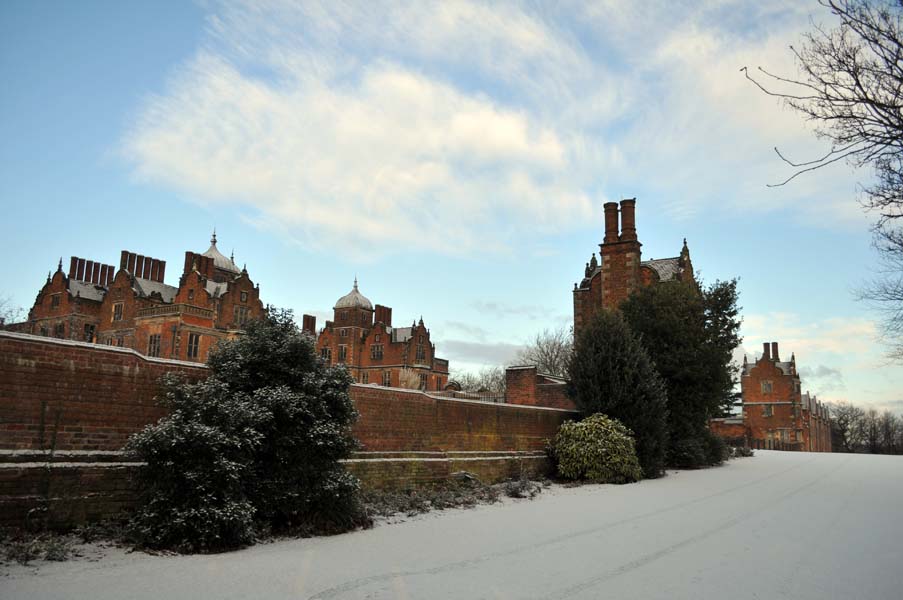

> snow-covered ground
[3,451,902,599]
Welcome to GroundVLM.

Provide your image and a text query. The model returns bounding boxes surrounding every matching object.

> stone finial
[211,228,217,245]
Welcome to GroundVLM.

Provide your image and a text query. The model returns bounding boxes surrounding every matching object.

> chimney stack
[375,304,393,327]
[619,198,637,241]
[68,257,78,279]
[771,342,779,361]
[302,314,317,336]
[762,342,771,361]
[603,202,619,243]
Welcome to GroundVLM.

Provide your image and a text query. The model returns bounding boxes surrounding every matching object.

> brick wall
[0,332,577,527]
[0,332,208,452]
[505,366,576,411]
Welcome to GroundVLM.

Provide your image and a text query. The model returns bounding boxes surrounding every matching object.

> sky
[1,0,900,413]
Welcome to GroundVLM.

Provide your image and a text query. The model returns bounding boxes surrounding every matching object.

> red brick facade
[309,279,450,391]
[740,342,832,452]
[573,199,695,335]
[11,233,266,363]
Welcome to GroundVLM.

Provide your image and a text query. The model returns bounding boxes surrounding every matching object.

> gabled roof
[641,257,680,281]
[67,279,106,303]
[391,326,413,343]
[133,278,178,303]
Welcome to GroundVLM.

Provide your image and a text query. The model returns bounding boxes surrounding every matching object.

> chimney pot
[603,202,619,243]
[619,198,637,242]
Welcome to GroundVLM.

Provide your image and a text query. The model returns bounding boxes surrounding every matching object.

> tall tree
[745,0,903,359]
[621,280,742,455]
[567,310,669,478]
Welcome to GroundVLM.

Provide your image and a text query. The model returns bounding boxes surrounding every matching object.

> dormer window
[375,334,381,342]
[112,303,123,322]
[761,380,773,394]
[50,294,61,309]
[188,289,195,302]
[240,291,248,303]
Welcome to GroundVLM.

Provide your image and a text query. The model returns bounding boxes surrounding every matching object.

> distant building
[573,199,694,334]
[711,341,832,452]
[306,279,450,391]
[11,232,265,362]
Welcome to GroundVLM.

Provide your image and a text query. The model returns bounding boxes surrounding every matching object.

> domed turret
[202,230,240,274]
[334,277,373,310]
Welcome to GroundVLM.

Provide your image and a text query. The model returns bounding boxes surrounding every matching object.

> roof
[391,326,412,343]
[205,280,228,298]
[67,279,106,303]
[133,278,178,303]
[202,232,240,274]
[742,359,794,376]
[641,257,680,281]
[335,278,373,310]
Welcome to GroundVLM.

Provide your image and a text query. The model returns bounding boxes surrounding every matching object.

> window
[362,371,369,384]
[338,345,347,363]
[419,335,424,343]
[83,324,95,343]
[321,347,332,362]
[419,373,427,389]
[382,371,391,386]
[50,294,61,308]
[188,289,195,301]
[39,326,48,337]
[54,323,65,338]
[234,305,250,326]
[760,380,773,394]
[148,334,161,357]
[116,337,124,347]
[340,328,348,337]
[112,303,123,322]
[796,430,804,442]
[762,405,773,417]
[187,333,200,359]
[375,334,381,343]
[416,344,426,362]
[240,291,248,303]
[370,344,383,360]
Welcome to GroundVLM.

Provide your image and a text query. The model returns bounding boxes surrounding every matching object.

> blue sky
[1,0,900,412]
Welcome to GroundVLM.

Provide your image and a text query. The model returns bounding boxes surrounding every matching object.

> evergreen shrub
[551,414,644,484]
[126,309,370,552]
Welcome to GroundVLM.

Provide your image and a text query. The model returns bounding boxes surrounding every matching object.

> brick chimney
[302,314,317,336]
[771,342,779,361]
[619,198,637,241]
[375,304,393,327]
[762,342,771,361]
[603,202,619,243]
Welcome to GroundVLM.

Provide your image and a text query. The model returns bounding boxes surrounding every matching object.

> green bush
[703,430,730,466]
[551,414,644,484]
[667,438,708,469]
[126,309,370,553]
[567,310,669,478]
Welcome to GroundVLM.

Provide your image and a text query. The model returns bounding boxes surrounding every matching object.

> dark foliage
[127,309,369,552]
[621,279,741,468]
[567,310,669,478]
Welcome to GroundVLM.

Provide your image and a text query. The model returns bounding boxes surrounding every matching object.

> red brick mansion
[304,279,450,391]
[573,198,694,333]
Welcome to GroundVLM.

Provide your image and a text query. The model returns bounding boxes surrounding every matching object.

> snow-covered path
[4,451,902,599]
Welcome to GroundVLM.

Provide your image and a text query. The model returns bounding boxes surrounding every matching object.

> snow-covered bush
[551,414,643,484]
[127,309,370,552]
[703,430,730,466]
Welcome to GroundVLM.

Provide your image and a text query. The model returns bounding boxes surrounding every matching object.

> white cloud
[124,0,871,258]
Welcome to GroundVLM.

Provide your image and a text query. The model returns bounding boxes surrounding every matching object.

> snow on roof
[205,280,228,298]
[392,326,413,343]
[67,279,106,302]
[133,278,178,303]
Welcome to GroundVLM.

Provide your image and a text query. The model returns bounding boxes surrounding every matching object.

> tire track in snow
[545,456,849,599]
[306,455,826,600]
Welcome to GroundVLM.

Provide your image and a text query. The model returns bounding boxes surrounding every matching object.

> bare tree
[879,410,900,453]
[828,401,866,452]
[514,327,573,379]
[397,368,421,390]
[450,366,506,394]
[0,295,25,328]
[745,0,903,358]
